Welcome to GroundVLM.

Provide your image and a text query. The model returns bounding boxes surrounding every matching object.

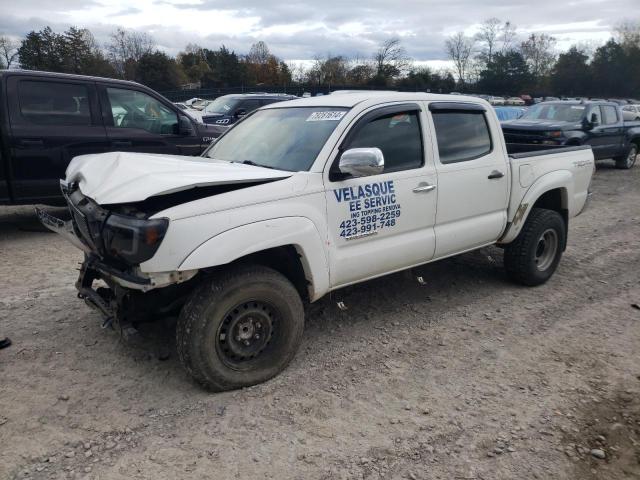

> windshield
[520,103,586,122]
[204,96,239,114]
[205,107,349,171]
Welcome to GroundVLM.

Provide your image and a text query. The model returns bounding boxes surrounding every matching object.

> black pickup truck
[502,101,640,169]
[0,70,224,205]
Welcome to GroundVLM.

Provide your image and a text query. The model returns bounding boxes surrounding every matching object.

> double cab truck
[502,100,640,169]
[0,70,224,205]
[39,92,595,391]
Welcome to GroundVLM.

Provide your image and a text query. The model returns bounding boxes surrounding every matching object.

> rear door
[325,103,438,287]
[6,76,107,203]
[427,102,509,258]
[583,105,608,159]
[599,105,624,157]
[100,85,201,156]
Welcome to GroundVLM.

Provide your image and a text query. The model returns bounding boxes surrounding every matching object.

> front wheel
[176,265,304,391]
[504,208,566,286]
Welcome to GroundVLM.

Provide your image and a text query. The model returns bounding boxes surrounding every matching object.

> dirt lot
[1,161,639,480]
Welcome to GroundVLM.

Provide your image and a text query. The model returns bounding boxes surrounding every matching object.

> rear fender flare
[500,170,571,244]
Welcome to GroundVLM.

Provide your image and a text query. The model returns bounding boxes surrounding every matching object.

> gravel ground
[0,160,639,480]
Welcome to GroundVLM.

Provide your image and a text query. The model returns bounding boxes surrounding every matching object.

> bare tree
[520,33,557,78]
[107,27,155,77]
[0,35,19,69]
[500,21,518,54]
[247,41,271,65]
[373,38,412,78]
[475,18,501,64]
[445,32,476,87]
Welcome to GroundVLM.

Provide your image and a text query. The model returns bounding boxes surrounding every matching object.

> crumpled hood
[66,152,291,205]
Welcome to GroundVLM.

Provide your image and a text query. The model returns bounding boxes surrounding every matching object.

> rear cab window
[430,105,492,164]
[18,81,91,125]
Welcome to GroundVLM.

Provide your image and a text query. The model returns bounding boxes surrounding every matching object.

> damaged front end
[37,181,198,331]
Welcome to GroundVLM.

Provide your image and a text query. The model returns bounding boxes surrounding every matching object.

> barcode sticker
[306,111,346,121]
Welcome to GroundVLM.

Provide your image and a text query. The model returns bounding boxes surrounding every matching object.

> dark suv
[199,93,298,126]
[0,70,223,205]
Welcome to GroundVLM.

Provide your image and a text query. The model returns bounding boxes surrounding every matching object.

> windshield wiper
[234,160,277,170]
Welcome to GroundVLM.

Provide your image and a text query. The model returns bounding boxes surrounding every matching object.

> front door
[325,104,438,288]
[100,85,200,156]
[428,102,509,258]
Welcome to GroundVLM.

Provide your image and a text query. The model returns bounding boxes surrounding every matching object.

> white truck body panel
[62,92,594,301]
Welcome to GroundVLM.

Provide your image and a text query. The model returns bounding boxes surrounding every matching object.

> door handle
[488,170,504,179]
[111,140,132,148]
[20,139,44,147]
[413,183,436,193]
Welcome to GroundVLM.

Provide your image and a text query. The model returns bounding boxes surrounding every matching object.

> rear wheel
[176,265,304,391]
[504,208,566,286]
[615,144,637,169]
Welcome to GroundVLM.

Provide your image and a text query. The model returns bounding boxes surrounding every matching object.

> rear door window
[601,106,618,125]
[431,111,492,164]
[18,81,91,125]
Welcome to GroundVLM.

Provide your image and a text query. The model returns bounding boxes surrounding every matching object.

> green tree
[590,39,631,97]
[550,46,590,96]
[478,50,532,95]
[18,27,65,71]
[135,51,185,91]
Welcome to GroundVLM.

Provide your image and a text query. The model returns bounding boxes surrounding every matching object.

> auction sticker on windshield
[306,111,347,121]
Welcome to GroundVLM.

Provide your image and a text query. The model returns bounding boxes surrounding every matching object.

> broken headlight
[102,214,169,264]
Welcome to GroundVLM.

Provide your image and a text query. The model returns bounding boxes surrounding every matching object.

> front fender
[179,217,330,301]
[500,170,571,244]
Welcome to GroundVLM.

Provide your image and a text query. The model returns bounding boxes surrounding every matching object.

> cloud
[0,0,635,61]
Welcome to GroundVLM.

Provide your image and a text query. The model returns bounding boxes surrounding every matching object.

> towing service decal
[333,180,401,240]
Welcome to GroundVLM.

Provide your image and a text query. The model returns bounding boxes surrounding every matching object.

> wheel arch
[500,171,572,246]
[178,217,330,301]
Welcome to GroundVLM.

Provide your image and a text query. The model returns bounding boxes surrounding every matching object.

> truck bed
[507,143,592,158]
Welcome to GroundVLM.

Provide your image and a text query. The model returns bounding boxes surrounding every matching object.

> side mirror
[338,148,384,178]
[235,109,247,118]
[178,115,194,135]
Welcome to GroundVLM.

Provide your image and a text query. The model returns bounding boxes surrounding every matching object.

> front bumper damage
[36,194,198,331]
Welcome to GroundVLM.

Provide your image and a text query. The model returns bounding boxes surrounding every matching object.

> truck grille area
[502,129,547,144]
[64,187,113,261]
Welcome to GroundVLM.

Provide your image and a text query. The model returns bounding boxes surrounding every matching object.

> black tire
[615,143,637,169]
[504,208,566,286]
[176,265,304,391]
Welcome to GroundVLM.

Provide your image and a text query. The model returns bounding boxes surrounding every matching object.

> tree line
[445,18,640,98]
[0,20,638,98]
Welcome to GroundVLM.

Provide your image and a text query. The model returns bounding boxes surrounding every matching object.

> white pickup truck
[39,92,595,391]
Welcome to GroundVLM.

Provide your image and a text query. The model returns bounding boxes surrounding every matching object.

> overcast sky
[0,0,635,67]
